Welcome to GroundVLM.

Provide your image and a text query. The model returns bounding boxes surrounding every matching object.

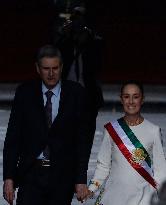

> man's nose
[48,68,53,76]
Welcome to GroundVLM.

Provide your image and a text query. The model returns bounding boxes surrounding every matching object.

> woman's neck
[123,114,144,126]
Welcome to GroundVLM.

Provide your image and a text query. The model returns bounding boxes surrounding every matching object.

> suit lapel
[34,80,48,131]
[51,81,67,126]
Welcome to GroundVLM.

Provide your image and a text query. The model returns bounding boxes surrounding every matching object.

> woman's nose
[129,97,133,104]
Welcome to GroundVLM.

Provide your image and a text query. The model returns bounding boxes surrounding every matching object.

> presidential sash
[104,118,158,189]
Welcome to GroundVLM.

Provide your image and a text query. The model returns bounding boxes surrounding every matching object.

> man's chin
[45,82,58,89]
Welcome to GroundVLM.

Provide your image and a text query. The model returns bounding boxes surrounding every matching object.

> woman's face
[121,84,144,116]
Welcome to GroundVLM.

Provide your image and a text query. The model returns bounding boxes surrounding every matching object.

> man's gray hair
[36,45,63,66]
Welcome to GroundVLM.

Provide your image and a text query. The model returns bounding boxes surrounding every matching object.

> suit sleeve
[3,85,23,182]
[75,86,94,184]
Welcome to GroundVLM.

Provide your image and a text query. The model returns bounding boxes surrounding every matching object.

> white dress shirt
[38,81,61,159]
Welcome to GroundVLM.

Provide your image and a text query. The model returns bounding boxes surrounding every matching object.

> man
[3,45,92,205]
[53,6,104,147]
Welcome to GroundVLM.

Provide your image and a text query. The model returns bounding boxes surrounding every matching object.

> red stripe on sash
[105,122,157,189]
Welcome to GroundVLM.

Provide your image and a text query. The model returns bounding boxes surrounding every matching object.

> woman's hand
[87,189,94,198]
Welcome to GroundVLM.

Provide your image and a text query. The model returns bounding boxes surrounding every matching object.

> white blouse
[89,119,166,205]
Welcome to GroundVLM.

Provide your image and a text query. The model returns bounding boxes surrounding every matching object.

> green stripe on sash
[118,118,151,167]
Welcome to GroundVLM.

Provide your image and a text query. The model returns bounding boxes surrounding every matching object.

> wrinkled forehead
[39,57,62,66]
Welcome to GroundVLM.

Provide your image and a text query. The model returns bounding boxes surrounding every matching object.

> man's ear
[60,64,63,73]
[36,63,40,74]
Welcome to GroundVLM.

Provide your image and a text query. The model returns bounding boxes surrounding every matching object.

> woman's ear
[141,96,145,105]
[120,95,123,104]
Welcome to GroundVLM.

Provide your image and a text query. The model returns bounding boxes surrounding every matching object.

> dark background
[0,0,166,83]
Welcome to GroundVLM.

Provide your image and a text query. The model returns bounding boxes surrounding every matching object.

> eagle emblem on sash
[131,148,147,165]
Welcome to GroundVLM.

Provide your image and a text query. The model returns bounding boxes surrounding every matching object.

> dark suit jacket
[3,80,92,203]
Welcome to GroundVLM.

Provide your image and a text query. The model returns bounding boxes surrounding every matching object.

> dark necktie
[45,90,53,128]
[43,90,53,159]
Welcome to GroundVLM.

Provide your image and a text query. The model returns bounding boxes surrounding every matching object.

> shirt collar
[42,81,61,97]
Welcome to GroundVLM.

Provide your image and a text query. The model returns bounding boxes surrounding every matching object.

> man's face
[36,57,62,89]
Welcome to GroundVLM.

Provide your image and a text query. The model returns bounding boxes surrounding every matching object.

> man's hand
[3,179,15,205]
[75,184,89,203]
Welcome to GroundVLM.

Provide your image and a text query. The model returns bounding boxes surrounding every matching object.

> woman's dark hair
[120,80,144,96]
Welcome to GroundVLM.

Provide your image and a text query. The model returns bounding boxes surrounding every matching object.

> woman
[87,81,166,205]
